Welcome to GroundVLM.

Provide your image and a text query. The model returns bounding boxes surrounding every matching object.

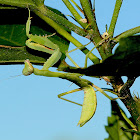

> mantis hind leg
[93,84,128,100]
[58,88,83,106]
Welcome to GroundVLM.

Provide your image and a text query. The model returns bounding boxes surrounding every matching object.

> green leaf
[103,35,140,76]
[0,7,70,65]
[105,101,133,140]
[63,35,140,76]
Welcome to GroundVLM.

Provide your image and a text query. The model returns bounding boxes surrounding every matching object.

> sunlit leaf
[105,101,133,140]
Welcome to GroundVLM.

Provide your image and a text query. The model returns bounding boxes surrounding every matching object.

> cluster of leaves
[1,0,140,139]
[0,5,69,64]
[105,101,133,140]
[64,35,140,76]
[0,0,140,77]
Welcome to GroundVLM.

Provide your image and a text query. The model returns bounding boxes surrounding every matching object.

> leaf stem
[108,0,123,36]
[33,9,100,64]
[79,0,105,59]
[80,0,95,28]
[62,0,88,28]
[120,108,136,129]
[0,1,36,8]
[70,0,84,14]
[114,26,140,43]
[121,128,140,135]
[38,5,88,37]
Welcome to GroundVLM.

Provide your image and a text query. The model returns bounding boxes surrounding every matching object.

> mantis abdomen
[77,85,97,127]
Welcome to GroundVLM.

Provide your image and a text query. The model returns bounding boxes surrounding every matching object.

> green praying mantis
[22,9,119,127]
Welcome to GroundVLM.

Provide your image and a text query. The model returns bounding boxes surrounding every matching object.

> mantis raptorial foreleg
[25,9,81,69]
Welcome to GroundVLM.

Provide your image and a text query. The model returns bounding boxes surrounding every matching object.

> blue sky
[0,0,140,140]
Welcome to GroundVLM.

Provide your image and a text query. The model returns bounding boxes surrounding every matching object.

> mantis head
[22,59,34,76]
